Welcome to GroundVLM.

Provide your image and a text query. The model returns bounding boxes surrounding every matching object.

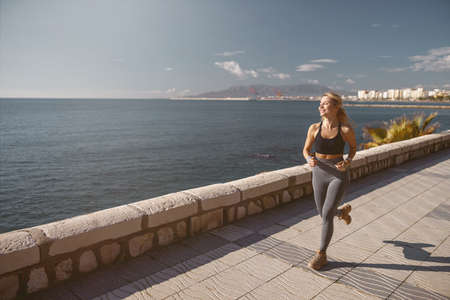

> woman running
[302,92,357,270]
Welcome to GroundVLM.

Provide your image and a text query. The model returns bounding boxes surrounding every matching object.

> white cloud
[166,88,176,93]
[246,69,259,78]
[215,50,245,57]
[380,67,410,72]
[307,79,319,84]
[409,46,450,72]
[296,64,324,72]
[345,78,356,84]
[310,59,338,63]
[258,67,276,73]
[270,73,291,80]
[371,23,381,28]
[165,67,174,71]
[214,61,258,79]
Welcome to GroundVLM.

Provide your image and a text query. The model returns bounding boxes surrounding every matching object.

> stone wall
[1,131,449,299]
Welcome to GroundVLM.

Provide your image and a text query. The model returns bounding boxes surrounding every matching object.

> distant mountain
[191,84,351,98]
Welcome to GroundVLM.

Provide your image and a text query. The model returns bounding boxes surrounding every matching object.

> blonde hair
[322,92,349,124]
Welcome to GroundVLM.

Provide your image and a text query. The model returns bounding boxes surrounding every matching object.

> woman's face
[318,96,338,118]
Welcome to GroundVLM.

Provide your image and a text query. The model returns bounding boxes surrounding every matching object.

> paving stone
[110,255,167,282]
[257,224,300,241]
[171,253,228,283]
[263,241,314,266]
[182,233,228,254]
[326,240,373,263]
[235,233,282,254]
[315,282,382,300]
[388,277,449,300]
[234,253,290,281]
[209,224,254,241]
[125,265,197,299]
[244,266,331,300]
[195,267,262,300]
[337,267,402,299]
[66,268,131,300]
[360,243,430,282]
[148,243,200,267]
[29,285,79,300]
[205,243,257,266]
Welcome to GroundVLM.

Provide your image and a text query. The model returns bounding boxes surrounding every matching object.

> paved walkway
[31,149,450,300]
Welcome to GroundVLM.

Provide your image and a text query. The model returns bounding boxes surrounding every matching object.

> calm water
[1,98,449,233]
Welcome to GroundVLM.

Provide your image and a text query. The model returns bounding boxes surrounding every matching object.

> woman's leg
[319,177,347,252]
[312,167,329,218]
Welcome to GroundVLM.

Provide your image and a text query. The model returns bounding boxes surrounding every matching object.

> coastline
[344,103,450,109]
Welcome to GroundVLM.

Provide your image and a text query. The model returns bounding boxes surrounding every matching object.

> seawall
[1,131,449,299]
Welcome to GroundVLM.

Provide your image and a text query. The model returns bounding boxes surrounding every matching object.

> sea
[1,98,449,233]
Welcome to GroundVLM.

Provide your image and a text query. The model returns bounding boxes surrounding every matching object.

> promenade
[31,149,450,300]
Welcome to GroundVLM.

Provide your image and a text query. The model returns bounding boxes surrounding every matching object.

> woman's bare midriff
[315,153,343,160]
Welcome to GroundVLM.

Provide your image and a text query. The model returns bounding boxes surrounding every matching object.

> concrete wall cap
[39,205,143,240]
[0,231,40,275]
[131,192,198,228]
[0,231,36,255]
[273,165,312,185]
[37,205,143,256]
[227,171,289,200]
[184,184,240,211]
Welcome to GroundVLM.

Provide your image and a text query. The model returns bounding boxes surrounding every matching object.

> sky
[0,0,449,98]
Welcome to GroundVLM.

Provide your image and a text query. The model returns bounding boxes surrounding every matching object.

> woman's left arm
[342,125,357,163]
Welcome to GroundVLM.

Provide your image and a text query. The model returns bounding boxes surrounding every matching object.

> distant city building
[357,87,448,100]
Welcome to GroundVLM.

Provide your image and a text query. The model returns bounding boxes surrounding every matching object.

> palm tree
[360,112,440,149]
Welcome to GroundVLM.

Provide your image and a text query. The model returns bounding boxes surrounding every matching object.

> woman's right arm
[303,124,318,167]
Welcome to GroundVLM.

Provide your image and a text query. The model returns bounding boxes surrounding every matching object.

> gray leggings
[312,157,349,251]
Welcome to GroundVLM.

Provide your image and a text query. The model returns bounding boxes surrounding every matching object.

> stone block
[359,147,383,163]
[282,190,292,203]
[262,195,276,209]
[273,165,311,186]
[39,204,143,256]
[27,267,48,293]
[247,200,263,215]
[291,188,304,200]
[100,243,121,265]
[131,192,198,228]
[129,233,154,257]
[176,221,187,239]
[184,184,240,211]
[157,227,174,246]
[0,275,19,300]
[55,258,72,281]
[202,209,223,231]
[79,250,98,273]
[226,206,236,223]
[304,184,313,196]
[227,171,288,201]
[190,216,201,236]
[190,209,223,235]
[236,206,246,220]
[0,231,40,275]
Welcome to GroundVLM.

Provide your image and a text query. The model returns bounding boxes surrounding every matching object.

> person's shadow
[383,240,450,264]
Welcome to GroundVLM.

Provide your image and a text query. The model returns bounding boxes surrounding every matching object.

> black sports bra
[314,122,345,155]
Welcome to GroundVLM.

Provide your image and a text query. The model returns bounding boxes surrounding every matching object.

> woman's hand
[309,156,318,167]
[335,159,350,171]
